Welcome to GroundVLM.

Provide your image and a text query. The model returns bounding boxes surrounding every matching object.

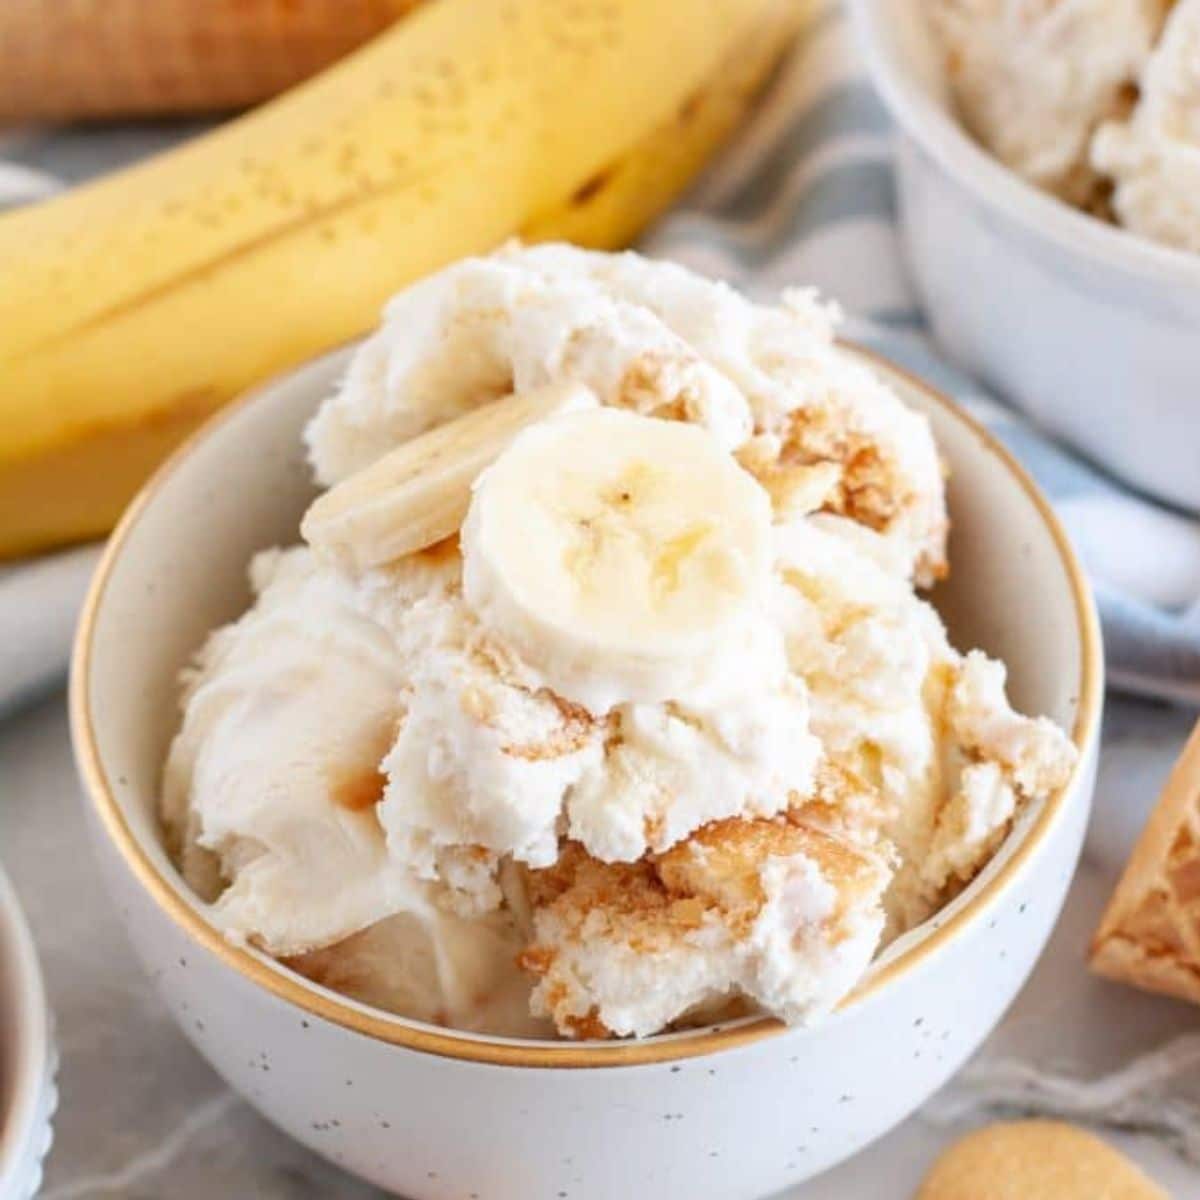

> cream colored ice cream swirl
[1092,0,1200,253]
[162,245,1076,1040]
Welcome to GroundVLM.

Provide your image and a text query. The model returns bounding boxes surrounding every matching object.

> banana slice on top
[462,407,773,713]
[302,381,595,571]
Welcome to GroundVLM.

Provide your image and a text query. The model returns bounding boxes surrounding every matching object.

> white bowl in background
[70,345,1103,1199]
[0,867,57,1200]
[851,0,1200,513]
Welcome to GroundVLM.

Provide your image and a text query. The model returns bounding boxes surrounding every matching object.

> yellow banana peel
[0,0,806,557]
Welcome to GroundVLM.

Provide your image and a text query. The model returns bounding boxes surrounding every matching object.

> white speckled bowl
[70,345,1103,1199]
[0,867,58,1200]
[852,0,1200,513]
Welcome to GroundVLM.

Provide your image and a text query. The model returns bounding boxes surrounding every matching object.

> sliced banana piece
[462,407,773,713]
[302,382,594,571]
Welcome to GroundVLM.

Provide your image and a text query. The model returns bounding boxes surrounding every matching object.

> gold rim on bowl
[70,343,1104,1069]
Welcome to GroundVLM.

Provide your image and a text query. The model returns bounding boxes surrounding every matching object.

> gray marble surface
[2,690,1199,1198]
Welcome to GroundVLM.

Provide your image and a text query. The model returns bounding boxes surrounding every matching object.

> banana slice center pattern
[462,407,774,712]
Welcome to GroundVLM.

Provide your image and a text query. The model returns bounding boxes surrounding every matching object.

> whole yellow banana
[0,0,805,558]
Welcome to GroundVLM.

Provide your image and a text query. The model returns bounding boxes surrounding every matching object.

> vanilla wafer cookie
[916,1120,1167,1200]
[1091,718,1200,1004]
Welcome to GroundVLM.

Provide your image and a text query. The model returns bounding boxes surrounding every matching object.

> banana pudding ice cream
[1091,0,1200,253]
[162,244,1075,1040]
[927,0,1165,207]
[929,0,1200,252]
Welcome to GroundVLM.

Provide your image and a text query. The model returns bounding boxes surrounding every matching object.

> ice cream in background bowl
[70,242,1102,1195]
[852,0,1200,515]
[926,0,1200,255]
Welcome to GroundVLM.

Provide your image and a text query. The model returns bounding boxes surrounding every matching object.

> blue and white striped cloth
[1,0,1198,715]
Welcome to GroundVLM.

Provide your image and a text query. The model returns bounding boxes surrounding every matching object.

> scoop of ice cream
[928,0,1165,206]
[306,243,948,586]
[1091,0,1200,253]
[161,547,414,955]
[162,546,540,1027]
[772,517,1076,932]
[375,577,606,879]
[305,249,755,475]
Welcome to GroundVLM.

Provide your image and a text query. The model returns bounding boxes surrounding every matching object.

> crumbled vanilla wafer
[517,766,892,1039]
